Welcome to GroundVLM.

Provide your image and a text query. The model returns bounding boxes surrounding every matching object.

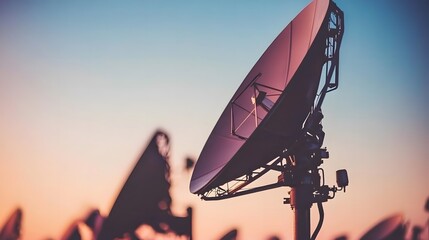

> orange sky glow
[1,1,428,239]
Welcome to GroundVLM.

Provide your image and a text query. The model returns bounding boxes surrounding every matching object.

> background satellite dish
[0,208,22,240]
[98,130,191,239]
[60,221,81,240]
[190,0,333,195]
[359,214,405,240]
[83,209,104,239]
[218,228,238,240]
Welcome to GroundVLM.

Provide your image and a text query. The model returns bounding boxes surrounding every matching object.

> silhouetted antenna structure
[61,221,82,240]
[218,229,238,240]
[98,130,192,239]
[0,208,22,240]
[190,0,348,239]
[359,214,406,240]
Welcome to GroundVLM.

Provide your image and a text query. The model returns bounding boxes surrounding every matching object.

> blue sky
[0,1,428,239]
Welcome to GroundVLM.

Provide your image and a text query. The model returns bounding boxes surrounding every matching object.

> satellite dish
[0,208,22,240]
[98,130,172,239]
[190,0,339,195]
[83,209,104,239]
[359,214,405,240]
[218,228,238,240]
[60,221,82,240]
[98,130,192,239]
[190,0,346,239]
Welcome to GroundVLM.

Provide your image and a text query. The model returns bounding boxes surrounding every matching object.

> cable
[310,202,324,240]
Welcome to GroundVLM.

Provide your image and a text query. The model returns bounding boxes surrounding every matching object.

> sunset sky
[0,0,428,239]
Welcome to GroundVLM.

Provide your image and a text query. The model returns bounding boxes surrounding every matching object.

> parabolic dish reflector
[61,221,82,240]
[98,130,173,239]
[0,208,22,240]
[218,229,238,240]
[191,0,332,194]
[360,214,404,240]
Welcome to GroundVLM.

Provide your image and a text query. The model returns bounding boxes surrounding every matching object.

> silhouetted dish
[219,228,238,240]
[98,130,191,239]
[0,208,22,240]
[360,214,405,240]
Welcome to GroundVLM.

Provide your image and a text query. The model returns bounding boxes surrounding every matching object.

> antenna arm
[201,182,284,201]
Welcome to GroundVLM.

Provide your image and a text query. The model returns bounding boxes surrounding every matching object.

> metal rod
[290,170,314,240]
[292,184,312,240]
[187,207,193,240]
[294,207,311,240]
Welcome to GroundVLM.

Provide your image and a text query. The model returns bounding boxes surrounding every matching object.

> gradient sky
[0,1,428,239]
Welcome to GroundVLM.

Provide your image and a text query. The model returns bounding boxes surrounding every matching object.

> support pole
[290,171,314,240]
[294,206,311,240]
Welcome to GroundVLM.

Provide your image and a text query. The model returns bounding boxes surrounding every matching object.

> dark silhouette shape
[53,208,103,240]
[411,226,423,240]
[425,196,429,212]
[185,157,195,171]
[98,130,191,239]
[0,208,22,240]
[267,235,281,240]
[60,221,81,240]
[360,213,406,240]
[334,235,348,240]
[84,209,100,229]
[426,196,429,240]
[218,228,238,240]
[83,209,104,239]
[162,207,192,237]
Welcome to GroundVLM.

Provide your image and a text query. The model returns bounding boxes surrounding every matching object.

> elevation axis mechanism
[190,1,348,239]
